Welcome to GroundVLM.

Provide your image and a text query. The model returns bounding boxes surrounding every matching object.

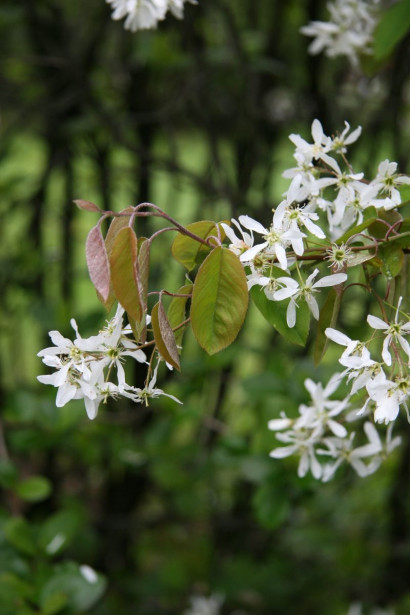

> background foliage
[1,0,410,613]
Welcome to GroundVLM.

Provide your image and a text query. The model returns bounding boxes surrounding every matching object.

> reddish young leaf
[85,224,111,303]
[151,302,180,371]
[74,199,101,212]
[109,227,143,323]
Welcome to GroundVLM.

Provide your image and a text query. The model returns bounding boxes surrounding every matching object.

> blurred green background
[1,1,410,613]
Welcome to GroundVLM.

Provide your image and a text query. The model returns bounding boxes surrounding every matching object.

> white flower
[270,427,323,479]
[106,0,168,30]
[366,371,409,425]
[367,299,410,366]
[273,268,347,327]
[239,206,305,270]
[371,159,410,205]
[134,362,182,405]
[106,0,196,31]
[289,119,340,173]
[330,122,362,153]
[183,594,224,615]
[221,218,254,259]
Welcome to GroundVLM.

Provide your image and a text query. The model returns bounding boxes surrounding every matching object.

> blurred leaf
[191,247,248,355]
[0,460,18,488]
[101,207,134,311]
[15,476,52,502]
[3,518,37,556]
[39,510,83,557]
[373,0,410,60]
[252,482,289,530]
[40,562,106,612]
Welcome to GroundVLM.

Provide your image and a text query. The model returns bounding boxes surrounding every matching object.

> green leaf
[40,563,106,612]
[39,510,82,556]
[15,476,52,502]
[151,302,180,370]
[373,0,410,60]
[109,227,144,323]
[368,208,403,239]
[314,289,341,365]
[3,518,37,556]
[129,237,150,343]
[171,221,225,271]
[167,284,192,347]
[381,231,410,249]
[250,286,310,346]
[191,247,248,355]
[378,243,404,278]
[41,591,69,615]
[252,482,289,530]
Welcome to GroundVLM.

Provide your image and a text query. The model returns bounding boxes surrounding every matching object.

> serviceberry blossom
[300,0,380,65]
[38,305,181,418]
[371,159,410,206]
[183,594,224,615]
[272,268,347,327]
[106,0,196,31]
[367,299,410,367]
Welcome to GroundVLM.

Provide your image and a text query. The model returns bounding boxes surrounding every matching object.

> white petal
[325,328,351,346]
[238,215,267,235]
[367,314,388,330]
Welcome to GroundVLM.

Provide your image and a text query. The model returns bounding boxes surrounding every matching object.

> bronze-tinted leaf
[151,302,180,370]
[74,199,101,212]
[85,224,111,303]
[109,227,143,323]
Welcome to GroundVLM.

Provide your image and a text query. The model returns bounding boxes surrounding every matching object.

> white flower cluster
[269,374,401,482]
[326,298,410,425]
[300,0,380,65]
[223,119,410,330]
[38,305,181,419]
[106,0,196,31]
[183,594,223,615]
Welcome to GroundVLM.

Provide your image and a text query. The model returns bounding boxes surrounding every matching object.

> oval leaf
[86,224,111,302]
[191,247,248,355]
[151,302,180,370]
[101,208,134,312]
[172,221,225,271]
[109,227,143,323]
[15,475,52,502]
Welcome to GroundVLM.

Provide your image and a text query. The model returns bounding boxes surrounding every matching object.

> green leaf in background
[15,476,52,502]
[110,226,144,323]
[336,214,377,244]
[3,518,37,556]
[191,247,248,355]
[252,481,289,530]
[39,510,83,557]
[250,285,310,346]
[151,302,181,370]
[167,283,192,347]
[373,0,410,60]
[171,220,225,271]
[40,563,106,612]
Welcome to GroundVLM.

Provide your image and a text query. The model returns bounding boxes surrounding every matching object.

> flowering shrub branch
[38,118,410,481]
